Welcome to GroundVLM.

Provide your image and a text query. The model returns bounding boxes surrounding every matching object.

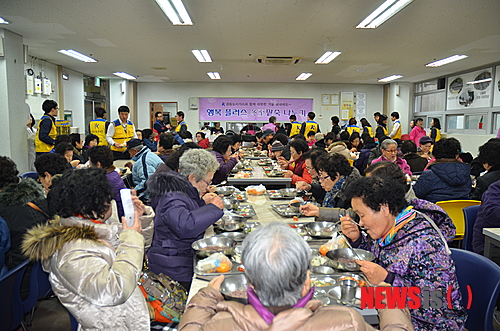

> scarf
[377,206,416,247]
[322,176,346,208]
[247,286,315,325]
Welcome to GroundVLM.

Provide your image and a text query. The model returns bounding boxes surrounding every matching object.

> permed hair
[478,140,500,166]
[212,135,233,155]
[365,161,409,192]
[316,152,352,178]
[433,138,461,159]
[242,222,311,307]
[0,156,19,189]
[179,149,220,182]
[34,153,69,177]
[345,176,408,216]
[87,146,114,169]
[48,167,112,219]
[289,138,309,154]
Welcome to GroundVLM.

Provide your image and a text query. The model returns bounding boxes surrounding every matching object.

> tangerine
[319,245,329,256]
[216,262,231,273]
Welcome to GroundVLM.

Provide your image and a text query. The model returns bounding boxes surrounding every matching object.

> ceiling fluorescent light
[296,73,312,81]
[59,49,97,63]
[192,50,212,62]
[426,55,468,67]
[113,72,137,80]
[155,0,192,25]
[467,78,492,85]
[315,51,341,64]
[207,72,221,80]
[0,17,9,24]
[357,0,413,29]
[378,74,403,82]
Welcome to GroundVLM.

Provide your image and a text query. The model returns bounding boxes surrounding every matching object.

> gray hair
[381,138,397,150]
[131,145,143,153]
[241,222,311,306]
[179,149,219,181]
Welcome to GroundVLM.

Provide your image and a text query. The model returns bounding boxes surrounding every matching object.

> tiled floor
[26,296,500,331]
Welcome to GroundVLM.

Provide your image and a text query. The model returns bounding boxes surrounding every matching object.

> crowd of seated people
[6,110,500,330]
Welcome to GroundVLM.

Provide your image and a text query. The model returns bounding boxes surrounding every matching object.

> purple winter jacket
[146,172,224,282]
[106,168,126,218]
[472,180,500,254]
[211,150,238,185]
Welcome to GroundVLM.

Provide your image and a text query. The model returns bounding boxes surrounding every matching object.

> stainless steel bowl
[218,232,246,242]
[311,265,335,275]
[220,274,248,304]
[243,222,262,234]
[280,188,299,198]
[310,275,336,287]
[326,248,375,271]
[216,186,237,196]
[219,214,247,232]
[223,197,239,210]
[191,236,236,258]
[304,222,339,238]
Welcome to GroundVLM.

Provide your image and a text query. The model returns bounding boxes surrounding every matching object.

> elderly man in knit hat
[270,140,284,159]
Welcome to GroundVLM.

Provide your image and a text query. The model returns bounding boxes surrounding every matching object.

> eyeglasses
[202,179,212,186]
[319,175,330,181]
[305,166,315,171]
[54,107,59,110]
[384,149,398,153]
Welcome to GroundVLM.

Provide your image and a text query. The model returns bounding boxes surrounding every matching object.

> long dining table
[186,180,379,325]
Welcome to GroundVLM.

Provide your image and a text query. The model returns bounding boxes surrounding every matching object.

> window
[465,114,485,130]
[447,115,464,130]
[493,113,500,134]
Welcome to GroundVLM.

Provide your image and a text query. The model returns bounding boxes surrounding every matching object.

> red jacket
[198,138,210,149]
[287,157,312,185]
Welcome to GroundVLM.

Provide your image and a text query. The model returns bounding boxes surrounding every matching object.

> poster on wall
[447,68,493,110]
[356,92,366,119]
[494,65,500,107]
[198,98,313,122]
[341,92,354,120]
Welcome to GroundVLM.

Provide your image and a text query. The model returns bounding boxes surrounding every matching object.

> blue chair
[0,260,29,331]
[451,248,500,331]
[23,261,53,326]
[19,172,38,180]
[463,205,481,251]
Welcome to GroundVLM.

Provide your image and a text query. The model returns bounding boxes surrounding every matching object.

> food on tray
[246,185,266,195]
[237,265,245,272]
[292,216,299,222]
[216,262,231,273]
[234,172,251,178]
[233,193,245,200]
[311,256,329,267]
[232,251,242,264]
[201,245,228,252]
[311,279,334,287]
[228,289,248,298]
[338,276,367,287]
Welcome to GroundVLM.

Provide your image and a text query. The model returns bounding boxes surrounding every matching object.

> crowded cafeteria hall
[1,0,500,330]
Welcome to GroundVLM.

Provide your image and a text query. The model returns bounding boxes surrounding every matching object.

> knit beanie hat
[271,141,284,152]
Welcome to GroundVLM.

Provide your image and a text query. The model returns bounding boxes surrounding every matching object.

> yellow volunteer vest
[89,119,108,146]
[346,125,361,136]
[377,124,388,136]
[392,120,402,139]
[430,127,442,142]
[303,121,319,138]
[364,126,374,138]
[110,119,134,152]
[289,121,302,136]
[175,121,188,132]
[35,115,57,153]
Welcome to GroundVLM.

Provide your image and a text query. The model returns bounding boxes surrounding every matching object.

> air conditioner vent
[255,56,302,65]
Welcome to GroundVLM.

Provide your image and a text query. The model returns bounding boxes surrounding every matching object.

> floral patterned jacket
[355,214,467,331]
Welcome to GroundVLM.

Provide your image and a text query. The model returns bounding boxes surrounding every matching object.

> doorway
[150,102,178,128]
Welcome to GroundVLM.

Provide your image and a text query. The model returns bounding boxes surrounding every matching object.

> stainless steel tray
[193,254,244,278]
[265,171,284,177]
[271,204,301,217]
[231,204,256,218]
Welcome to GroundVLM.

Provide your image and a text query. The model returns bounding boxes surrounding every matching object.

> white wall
[0,29,28,171]
[62,68,84,132]
[24,57,59,119]
[109,79,129,119]
[389,82,412,134]
[136,83,385,132]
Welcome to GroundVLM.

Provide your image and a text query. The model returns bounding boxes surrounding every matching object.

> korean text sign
[199,98,313,122]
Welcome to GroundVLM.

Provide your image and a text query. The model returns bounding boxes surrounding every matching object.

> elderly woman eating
[147,149,224,290]
[179,222,414,331]
[277,139,312,184]
[341,176,466,330]
[371,138,412,176]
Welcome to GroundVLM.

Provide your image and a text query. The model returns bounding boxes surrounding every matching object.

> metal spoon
[214,180,227,187]
[342,233,363,261]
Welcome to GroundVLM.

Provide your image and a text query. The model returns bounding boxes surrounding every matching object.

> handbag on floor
[138,269,188,323]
